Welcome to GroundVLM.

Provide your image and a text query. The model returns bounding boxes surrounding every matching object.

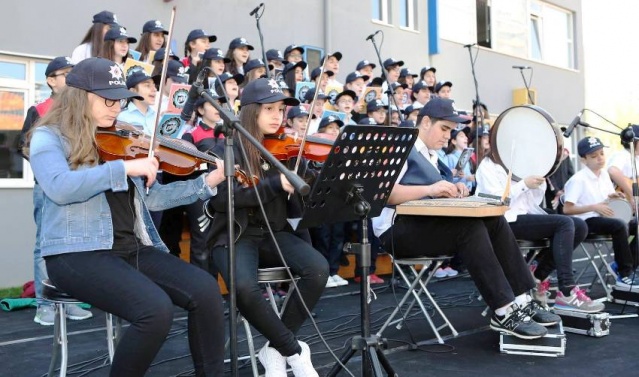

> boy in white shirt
[564,136,639,290]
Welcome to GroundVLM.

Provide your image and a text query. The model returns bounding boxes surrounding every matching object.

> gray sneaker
[34,305,55,326]
[66,304,93,321]
[554,287,605,313]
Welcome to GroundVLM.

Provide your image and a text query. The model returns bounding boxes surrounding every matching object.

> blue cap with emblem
[45,56,74,77]
[66,57,142,100]
[241,78,300,106]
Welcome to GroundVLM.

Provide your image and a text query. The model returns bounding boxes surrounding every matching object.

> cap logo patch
[65,57,72,65]
[587,137,599,147]
[109,65,125,86]
[119,27,127,36]
[112,14,118,23]
[267,79,283,93]
[240,38,247,44]
[154,20,162,28]
[328,116,336,122]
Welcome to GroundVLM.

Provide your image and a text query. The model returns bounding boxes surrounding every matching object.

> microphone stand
[514,67,535,105]
[367,33,404,126]
[465,44,484,167]
[251,4,271,78]
[195,86,310,377]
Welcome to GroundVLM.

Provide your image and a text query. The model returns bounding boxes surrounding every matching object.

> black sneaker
[521,300,561,327]
[490,306,547,339]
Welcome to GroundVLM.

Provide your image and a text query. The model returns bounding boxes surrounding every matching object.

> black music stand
[289,125,417,377]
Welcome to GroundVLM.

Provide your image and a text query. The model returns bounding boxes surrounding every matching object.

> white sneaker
[443,267,458,277]
[325,276,339,288]
[258,342,287,377]
[34,305,55,326]
[434,268,447,278]
[66,304,93,320]
[331,274,349,286]
[286,341,318,377]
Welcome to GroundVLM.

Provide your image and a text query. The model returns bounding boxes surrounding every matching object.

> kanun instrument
[396,198,508,217]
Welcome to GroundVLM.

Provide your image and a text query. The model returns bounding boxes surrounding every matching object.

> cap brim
[208,36,218,42]
[169,75,188,84]
[94,87,143,101]
[245,93,299,107]
[444,115,471,124]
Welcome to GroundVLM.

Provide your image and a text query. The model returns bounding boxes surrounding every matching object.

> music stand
[289,125,417,377]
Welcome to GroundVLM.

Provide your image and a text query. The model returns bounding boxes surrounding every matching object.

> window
[372,0,391,24]
[399,0,418,30]
[527,2,574,68]
[0,54,50,186]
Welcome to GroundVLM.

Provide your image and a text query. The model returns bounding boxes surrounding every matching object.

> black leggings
[46,246,225,377]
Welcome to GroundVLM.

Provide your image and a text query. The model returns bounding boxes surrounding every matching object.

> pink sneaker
[554,286,605,313]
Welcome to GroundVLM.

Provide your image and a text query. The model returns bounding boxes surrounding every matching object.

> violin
[263,126,335,163]
[96,122,257,186]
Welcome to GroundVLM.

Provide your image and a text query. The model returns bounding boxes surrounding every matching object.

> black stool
[517,238,551,267]
[42,279,120,377]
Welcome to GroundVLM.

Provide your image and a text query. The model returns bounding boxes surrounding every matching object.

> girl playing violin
[23,58,226,377]
[205,78,328,377]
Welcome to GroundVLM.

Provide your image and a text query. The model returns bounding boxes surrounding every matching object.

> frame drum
[490,105,563,181]
[609,198,632,223]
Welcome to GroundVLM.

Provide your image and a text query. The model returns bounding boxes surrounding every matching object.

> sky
[582,0,639,148]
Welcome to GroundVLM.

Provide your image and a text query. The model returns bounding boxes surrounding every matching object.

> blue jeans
[213,229,328,357]
[45,246,225,377]
[32,184,48,306]
[508,214,587,290]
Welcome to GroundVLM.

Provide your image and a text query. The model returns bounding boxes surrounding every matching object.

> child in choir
[420,66,437,92]
[117,71,158,135]
[71,10,117,63]
[225,37,253,75]
[182,29,215,75]
[135,20,167,62]
[100,25,137,68]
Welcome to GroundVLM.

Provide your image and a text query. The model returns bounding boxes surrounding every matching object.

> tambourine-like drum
[609,198,633,223]
[490,105,563,181]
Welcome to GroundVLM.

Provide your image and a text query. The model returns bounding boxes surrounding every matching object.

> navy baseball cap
[187,29,217,43]
[92,10,117,25]
[345,71,369,84]
[319,115,344,130]
[334,89,357,104]
[126,70,154,89]
[367,99,388,113]
[358,117,378,125]
[399,120,415,128]
[577,136,605,157]
[104,25,137,43]
[153,47,180,62]
[403,103,422,115]
[217,71,244,85]
[323,51,343,61]
[435,81,453,93]
[356,60,376,71]
[450,125,471,140]
[202,48,230,62]
[412,80,430,92]
[284,44,305,56]
[229,37,254,50]
[66,58,142,100]
[282,61,307,76]
[400,68,418,78]
[287,105,310,119]
[45,56,74,77]
[240,78,299,106]
[310,67,334,81]
[420,66,437,77]
[418,98,470,124]
[142,20,168,34]
[195,89,225,108]
[266,49,286,62]
[303,87,329,102]
[164,60,188,84]
[383,58,404,69]
[244,59,273,73]
[385,82,407,94]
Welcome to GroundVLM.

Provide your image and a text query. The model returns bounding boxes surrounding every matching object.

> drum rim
[489,105,563,181]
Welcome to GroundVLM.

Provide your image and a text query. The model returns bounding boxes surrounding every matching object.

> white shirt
[607,149,639,178]
[71,43,92,64]
[564,167,615,220]
[475,158,546,222]
[372,138,431,237]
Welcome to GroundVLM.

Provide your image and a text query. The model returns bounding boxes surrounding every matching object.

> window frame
[372,0,392,26]
[0,51,53,188]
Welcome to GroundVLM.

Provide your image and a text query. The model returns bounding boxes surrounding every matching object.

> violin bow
[148,5,177,162]
[290,55,330,176]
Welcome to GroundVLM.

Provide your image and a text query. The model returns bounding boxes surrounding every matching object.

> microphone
[180,68,207,122]
[512,65,531,69]
[463,43,477,48]
[249,3,264,16]
[366,30,381,41]
[563,110,584,138]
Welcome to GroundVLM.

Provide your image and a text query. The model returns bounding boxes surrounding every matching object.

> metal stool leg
[47,303,63,377]
[106,313,123,363]
[396,262,442,328]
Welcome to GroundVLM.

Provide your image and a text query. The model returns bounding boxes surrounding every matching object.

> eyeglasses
[49,72,69,78]
[104,98,128,108]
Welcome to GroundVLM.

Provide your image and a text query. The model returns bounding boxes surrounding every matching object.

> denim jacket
[29,126,217,257]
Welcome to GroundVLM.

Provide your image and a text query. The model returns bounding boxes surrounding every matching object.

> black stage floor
[2,267,639,377]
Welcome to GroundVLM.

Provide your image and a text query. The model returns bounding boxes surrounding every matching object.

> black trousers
[380,215,534,310]
[585,217,638,277]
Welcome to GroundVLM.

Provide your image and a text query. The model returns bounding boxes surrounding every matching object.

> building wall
[0,0,585,287]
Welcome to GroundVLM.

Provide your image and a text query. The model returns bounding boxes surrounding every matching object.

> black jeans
[380,215,534,310]
[585,217,638,277]
[508,214,587,289]
[213,230,328,357]
[45,246,225,377]
[311,222,346,276]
